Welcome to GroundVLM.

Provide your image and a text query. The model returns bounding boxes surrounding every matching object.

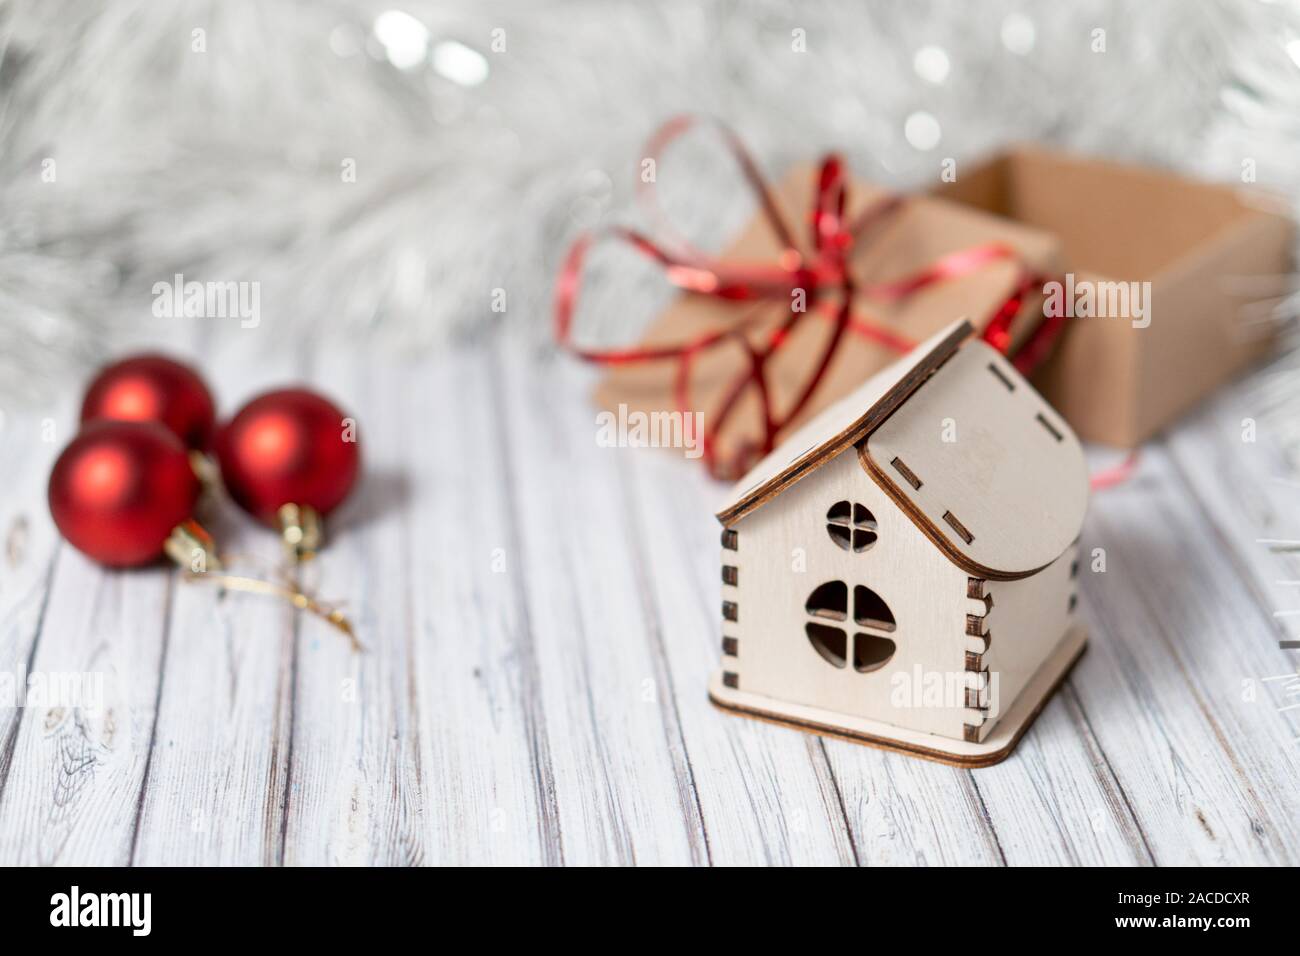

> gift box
[591,164,1062,476]
[934,146,1295,446]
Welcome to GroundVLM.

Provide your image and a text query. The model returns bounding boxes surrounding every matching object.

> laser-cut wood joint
[709,320,1089,767]
[943,510,975,545]
[891,456,923,490]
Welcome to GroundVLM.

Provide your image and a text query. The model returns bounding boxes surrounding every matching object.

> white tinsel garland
[1,0,1297,421]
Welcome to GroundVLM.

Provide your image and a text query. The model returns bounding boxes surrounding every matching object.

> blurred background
[2,0,1298,407]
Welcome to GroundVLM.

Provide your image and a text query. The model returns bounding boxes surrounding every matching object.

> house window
[805,580,848,620]
[826,501,878,552]
[804,582,897,672]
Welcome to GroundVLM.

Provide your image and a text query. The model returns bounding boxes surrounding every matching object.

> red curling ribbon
[1087,450,1141,491]
[555,116,1131,490]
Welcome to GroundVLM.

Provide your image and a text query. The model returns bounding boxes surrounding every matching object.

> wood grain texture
[494,346,706,865]
[0,551,169,865]
[405,348,558,864]
[0,378,167,865]
[625,446,859,864]
[0,411,65,796]
[1,335,1298,865]
[277,349,425,865]
[1068,437,1300,865]
[131,333,304,866]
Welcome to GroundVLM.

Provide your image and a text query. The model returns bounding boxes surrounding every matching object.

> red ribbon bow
[555,116,1125,486]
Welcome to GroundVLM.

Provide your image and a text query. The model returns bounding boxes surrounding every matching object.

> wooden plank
[493,345,703,864]
[277,350,426,865]
[623,444,859,864]
[0,390,171,866]
[4,333,1295,865]
[1164,372,1300,665]
[403,348,555,864]
[130,333,301,865]
[807,649,1151,866]
[0,410,64,797]
[969,688,1151,865]
[1159,379,1300,827]
[0,549,169,865]
[1065,437,1300,864]
[818,742,1004,865]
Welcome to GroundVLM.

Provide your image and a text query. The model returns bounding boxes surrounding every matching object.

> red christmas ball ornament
[48,420,201,567]
[215,388,360,557]
[80,353,217,450]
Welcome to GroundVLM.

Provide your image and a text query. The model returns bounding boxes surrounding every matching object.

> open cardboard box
[934,146,1295,446]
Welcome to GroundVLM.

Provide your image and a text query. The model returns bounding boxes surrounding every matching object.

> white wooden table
[1,331,1298,866]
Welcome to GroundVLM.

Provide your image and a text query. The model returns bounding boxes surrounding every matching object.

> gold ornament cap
[276,503,322,562]
[165,519,222,573]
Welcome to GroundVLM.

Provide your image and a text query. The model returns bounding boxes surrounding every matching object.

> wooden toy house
[710,319,1088,766]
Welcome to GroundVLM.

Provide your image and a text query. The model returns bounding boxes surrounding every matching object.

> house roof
[716,320,970,527]
[716,318,1089,580]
